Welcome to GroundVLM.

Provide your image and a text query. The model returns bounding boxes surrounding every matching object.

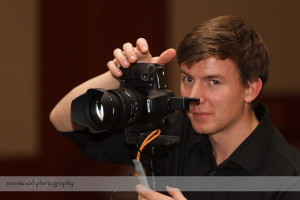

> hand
[107,38,176,77]
[136,184,187,200]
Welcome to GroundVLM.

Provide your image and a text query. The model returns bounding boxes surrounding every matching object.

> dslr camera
[71,63,199,134]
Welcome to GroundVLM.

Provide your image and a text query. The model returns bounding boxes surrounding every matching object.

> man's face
[180,57,249,135]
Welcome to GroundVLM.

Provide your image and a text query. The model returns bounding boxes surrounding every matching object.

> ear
[245,78,263,103]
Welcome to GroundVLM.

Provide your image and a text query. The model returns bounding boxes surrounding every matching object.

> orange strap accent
[136,129,161,161]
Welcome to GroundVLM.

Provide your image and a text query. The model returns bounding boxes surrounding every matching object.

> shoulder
[253,104,300,175]
[261,127,300,175]
[273,127,300,173]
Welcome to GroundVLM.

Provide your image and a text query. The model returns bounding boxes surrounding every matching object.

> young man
[50,16,300,199]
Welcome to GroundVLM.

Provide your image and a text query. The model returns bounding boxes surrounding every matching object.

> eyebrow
[180,69,191,76]
[205,75,226,80]
[180,69,226,80]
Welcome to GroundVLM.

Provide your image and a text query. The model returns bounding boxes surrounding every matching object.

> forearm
[49,71,120,132]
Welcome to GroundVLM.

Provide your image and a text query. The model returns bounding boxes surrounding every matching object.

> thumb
[166,186,187,200]
[153,48,176,65]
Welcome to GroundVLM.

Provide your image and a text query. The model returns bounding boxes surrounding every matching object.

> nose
[189,83,206,104]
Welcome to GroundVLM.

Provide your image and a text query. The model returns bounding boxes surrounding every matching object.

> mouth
[190,112,212,119]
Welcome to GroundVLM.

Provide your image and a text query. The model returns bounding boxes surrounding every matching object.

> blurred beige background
[0,0,39,158]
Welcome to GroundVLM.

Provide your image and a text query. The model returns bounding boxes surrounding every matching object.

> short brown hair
[177,16,269,107]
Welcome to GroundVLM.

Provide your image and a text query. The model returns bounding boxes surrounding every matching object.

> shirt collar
[193,103,274,175]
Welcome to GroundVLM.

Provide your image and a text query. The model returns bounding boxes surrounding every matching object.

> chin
[188,115,213,134]
[190,121,214,135]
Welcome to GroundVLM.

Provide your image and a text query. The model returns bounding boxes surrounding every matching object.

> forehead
[180,57,239,77]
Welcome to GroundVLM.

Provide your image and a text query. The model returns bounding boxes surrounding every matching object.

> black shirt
[60,104,300,199]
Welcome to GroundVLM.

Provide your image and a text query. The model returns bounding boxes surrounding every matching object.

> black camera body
[71,63,199,134]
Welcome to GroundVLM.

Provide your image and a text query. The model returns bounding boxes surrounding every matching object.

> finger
[113,48,130,68]
[138,194,143,200]
[166,186,187,200]
[123,42,137,63]
[136,38,149,53]
[154,48,177,65]
[136,184,173,200]
[107,60,122,77]
[138,194,148,200]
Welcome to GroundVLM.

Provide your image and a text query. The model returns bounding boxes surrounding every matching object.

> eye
[209,80,220,85]
[183,76,193,83]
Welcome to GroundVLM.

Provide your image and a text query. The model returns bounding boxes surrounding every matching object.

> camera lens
[90,88,146,130]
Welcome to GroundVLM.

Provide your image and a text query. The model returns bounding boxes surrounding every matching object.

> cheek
[208,88,236,106]
[211,87,245,111]
[208,91,228,107]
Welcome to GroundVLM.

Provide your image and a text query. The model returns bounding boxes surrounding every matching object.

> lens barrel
[71,88,146,133]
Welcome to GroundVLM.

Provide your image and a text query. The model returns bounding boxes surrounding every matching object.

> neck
[209,108,259,166]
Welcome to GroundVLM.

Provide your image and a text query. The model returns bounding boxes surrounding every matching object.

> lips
[190,111,212,120]
[194,112,210,115]
[193,112,211,116]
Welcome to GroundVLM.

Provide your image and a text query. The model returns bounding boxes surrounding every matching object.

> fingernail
[142,46,148,52]
[116,70,122,77]
[136,184,148,191]
[135,184,143,191]
[129,56,136,62]
[166,186,178,191]
[123,61,129,66]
